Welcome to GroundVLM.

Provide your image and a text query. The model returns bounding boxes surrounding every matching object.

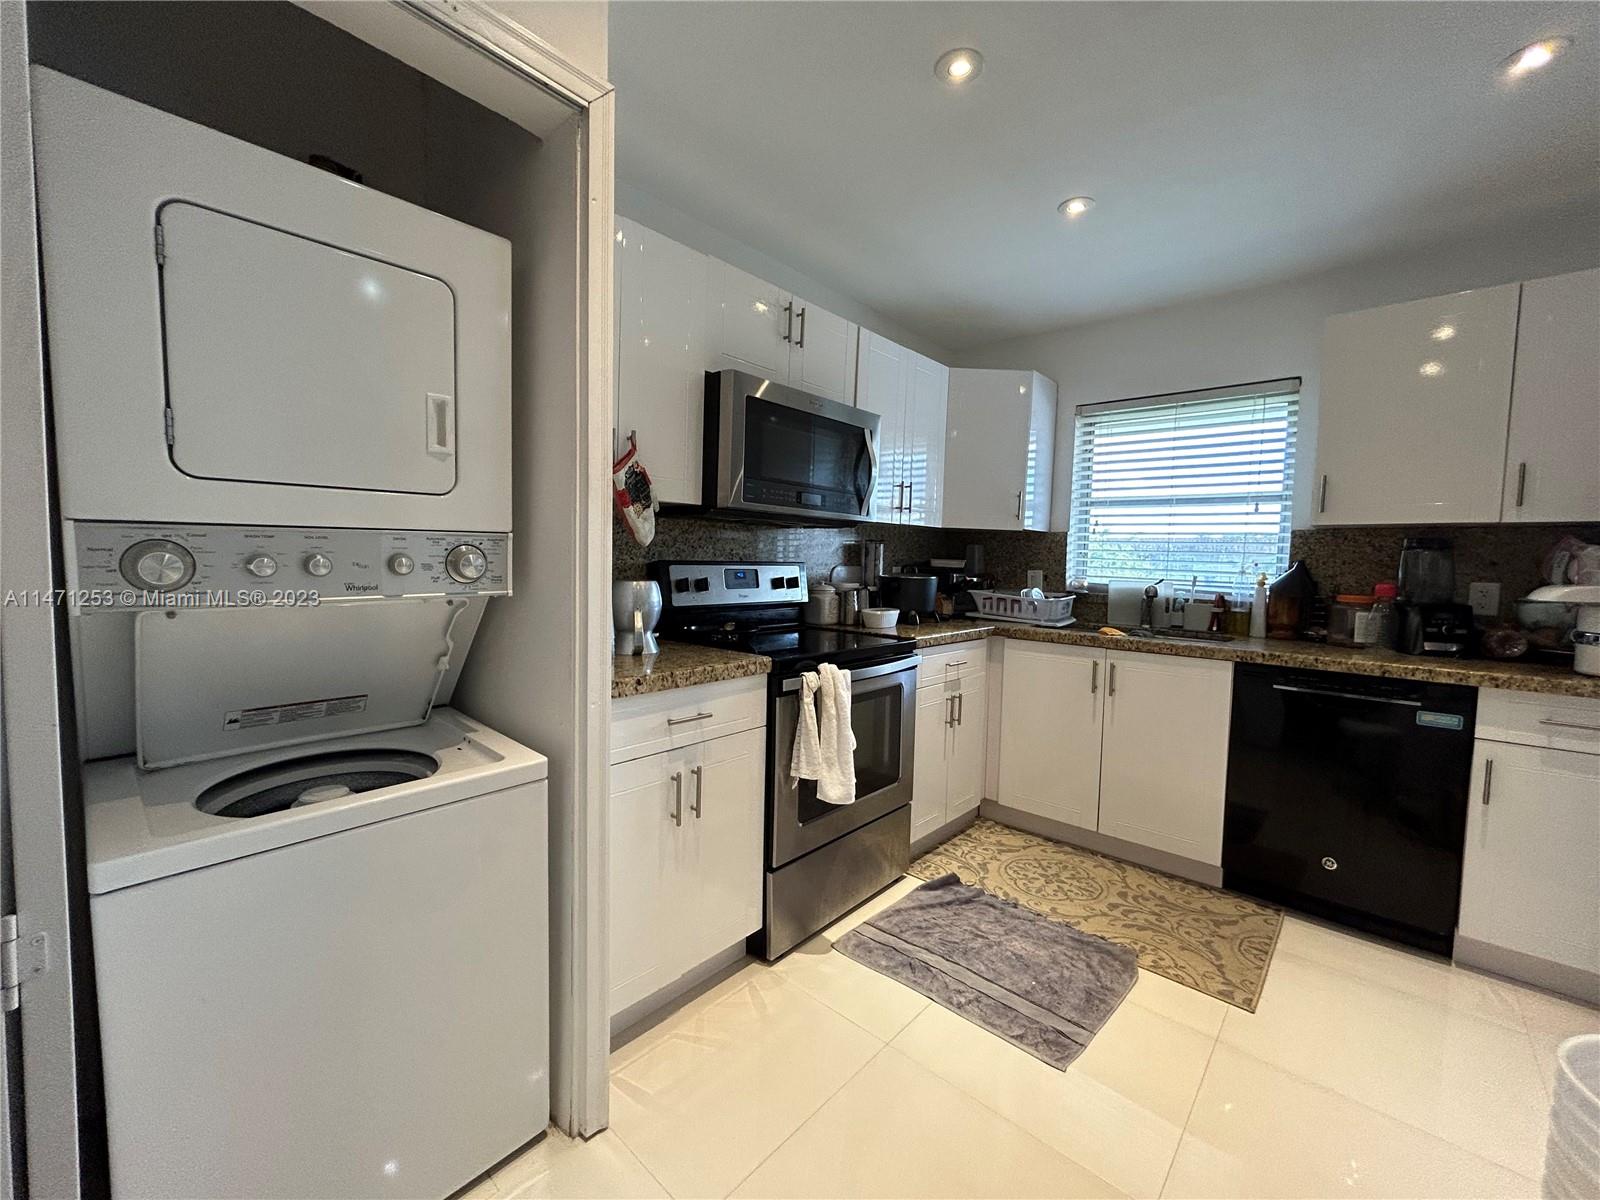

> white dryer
[30,66,512,534]
[84,709,549,1200]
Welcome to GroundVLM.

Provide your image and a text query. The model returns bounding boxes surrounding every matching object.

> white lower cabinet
[1457,691,1600,993]
[608,685,765,1018]
[997,641,1102,830]
[1098,651,1232,865]
[911,646,986,844]
[996,640,1232,867]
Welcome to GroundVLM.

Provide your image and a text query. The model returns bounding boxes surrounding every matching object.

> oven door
[708,370,879,523]
[770,658,917,868]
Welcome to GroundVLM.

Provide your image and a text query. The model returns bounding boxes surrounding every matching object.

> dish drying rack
[969,589,1076,628]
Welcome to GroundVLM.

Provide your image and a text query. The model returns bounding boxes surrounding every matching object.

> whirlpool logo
[343,581,380,593]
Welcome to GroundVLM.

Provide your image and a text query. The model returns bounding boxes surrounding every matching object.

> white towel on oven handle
[790,662,857,805]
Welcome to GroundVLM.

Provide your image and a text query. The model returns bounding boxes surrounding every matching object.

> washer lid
[135,598,470,769]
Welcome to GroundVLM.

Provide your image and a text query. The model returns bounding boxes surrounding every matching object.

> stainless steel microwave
[703,370,880,523]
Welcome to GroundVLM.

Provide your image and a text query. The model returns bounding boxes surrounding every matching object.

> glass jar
[1369,582,1399,650]
[1329,594,1378,646]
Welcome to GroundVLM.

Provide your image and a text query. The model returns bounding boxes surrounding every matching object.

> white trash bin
[1544,1033,1600,1200]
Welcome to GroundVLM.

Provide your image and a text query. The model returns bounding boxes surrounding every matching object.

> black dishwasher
[1223,664,1477,954]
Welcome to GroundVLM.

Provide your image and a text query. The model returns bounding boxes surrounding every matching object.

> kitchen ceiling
[609,1,1600,349]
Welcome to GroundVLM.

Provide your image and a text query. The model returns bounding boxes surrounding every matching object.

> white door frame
[323,0,616,1138]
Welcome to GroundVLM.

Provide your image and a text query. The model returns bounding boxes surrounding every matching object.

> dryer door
[158,202,458,495]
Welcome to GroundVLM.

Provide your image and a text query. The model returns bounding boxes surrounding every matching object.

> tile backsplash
[613,511,1068,589]
[1287,523,1600,617]
[614,514,1596,625]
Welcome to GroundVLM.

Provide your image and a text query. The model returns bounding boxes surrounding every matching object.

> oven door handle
[779,655,921,693]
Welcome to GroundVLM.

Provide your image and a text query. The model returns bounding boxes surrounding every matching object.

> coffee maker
[1394,537,1472,656]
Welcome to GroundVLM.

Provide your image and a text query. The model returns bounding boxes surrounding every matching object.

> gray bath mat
[836,873,1138,1069]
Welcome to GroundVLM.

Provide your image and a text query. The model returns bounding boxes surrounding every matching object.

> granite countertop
[612,622,1598,699]
[991,624,1600,698]
[612,642,771,698]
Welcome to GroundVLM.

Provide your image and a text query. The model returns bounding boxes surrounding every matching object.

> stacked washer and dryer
[31,69,550,1198]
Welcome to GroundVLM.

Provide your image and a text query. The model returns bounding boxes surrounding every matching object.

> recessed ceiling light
[935,48,983,85]
[1419,360,1445,377]
[1501,36,1572,79]
[1058,196,1095,218]
[1430,324,1457,341]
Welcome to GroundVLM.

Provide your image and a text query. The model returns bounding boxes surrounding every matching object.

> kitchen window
[1066,379,1300,594]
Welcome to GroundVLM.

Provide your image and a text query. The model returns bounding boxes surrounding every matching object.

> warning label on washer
[224,694,368,731]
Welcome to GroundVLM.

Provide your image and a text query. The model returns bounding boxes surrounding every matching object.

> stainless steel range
[649,560,920,958]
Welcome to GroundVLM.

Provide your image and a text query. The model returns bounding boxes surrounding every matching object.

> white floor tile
[891,995,1212,1198]
[609,958,772,1072]
[492,1130,665,1200]
[1500,982,1600,1097]
[1276,917,1524,1028]
[1123,967,1229,1038]
[730,1047,1125,1199]
[1164,1044,1539,1199]
[1218,950,1552,1177]
[768,933,930,1040]
[608,971,883,1198]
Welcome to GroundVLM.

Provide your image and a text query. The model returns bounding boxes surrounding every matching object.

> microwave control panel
[64,521,511,610]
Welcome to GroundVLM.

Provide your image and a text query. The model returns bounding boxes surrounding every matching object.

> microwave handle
[857,427,880,511]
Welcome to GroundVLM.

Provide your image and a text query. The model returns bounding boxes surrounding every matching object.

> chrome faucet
[1139,580,1165,629]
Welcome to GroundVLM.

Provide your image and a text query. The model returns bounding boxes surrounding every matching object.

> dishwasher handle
[1270,682,1422,708]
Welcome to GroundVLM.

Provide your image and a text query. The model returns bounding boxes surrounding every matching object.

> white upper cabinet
[787,296,858,404]
[854,330,949,526]
[614,217,710,505]
[905,353,950,527]
[705,259,792,380]
[1502,268,1600,523]
[943,369,1057,530]
[1316,284,1521,525]
[855,330,911,521]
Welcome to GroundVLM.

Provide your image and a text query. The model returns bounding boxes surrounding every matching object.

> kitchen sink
[1113,626,1235,643]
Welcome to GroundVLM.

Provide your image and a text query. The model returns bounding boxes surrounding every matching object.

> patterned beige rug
[910,818,1282,1011]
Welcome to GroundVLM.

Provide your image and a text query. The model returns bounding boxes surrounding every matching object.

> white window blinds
[1067,379,1300,596]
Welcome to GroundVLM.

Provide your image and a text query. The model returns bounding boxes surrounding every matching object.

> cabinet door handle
[1107,662,1116,697]
[690,765,704,818]
[667,712,714,726]
[796,305,807,349]
[1481,758,1493,807]
[781,301,793,344]
[1089,660,1099,694]
[946,660,968,668]
[906,481,914,514]
[1319,474,1329,514]
[670,771,684,826]
[1515,462,1527,508]
[955,692,964,725]
[1538,718,1600,733]
[1015,490,1023,520]
[946,694,955,728]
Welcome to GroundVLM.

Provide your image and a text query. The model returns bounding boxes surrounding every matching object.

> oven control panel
[65,521,511,610]
[652,561,808,608]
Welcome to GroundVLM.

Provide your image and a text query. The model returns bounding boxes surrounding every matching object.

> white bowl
[860,607,901,631]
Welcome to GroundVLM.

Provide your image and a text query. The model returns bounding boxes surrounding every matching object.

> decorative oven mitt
[612,433,658,548]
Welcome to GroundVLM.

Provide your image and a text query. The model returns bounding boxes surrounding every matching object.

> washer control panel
[68,522,511,610]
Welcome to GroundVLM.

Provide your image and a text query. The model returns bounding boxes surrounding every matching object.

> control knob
[244,553,278,578]
[445,544,488,584]
[388,553,415,576]
[119,539,196,592]
[303,553,333,578]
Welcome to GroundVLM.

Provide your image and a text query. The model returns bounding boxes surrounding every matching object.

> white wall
[616,181,952,362]
[955,199,1600,531]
